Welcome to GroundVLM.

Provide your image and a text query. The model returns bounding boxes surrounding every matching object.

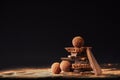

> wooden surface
[0,67,120,79]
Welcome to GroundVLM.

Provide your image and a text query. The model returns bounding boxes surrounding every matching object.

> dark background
[0,1,120,69]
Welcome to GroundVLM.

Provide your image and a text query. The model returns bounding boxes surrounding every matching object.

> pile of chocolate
[51,36,102,75]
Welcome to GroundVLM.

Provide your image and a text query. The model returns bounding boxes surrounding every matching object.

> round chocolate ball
[72,36,84,48]
[60,61,71,72]
[51,62,61,74]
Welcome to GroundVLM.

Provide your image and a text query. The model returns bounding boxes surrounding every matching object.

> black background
[0,1,120,69]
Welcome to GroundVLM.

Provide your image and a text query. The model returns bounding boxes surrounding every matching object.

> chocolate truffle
[51,62,61,74]
[72,36,84,48]
[60,61,71,72]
